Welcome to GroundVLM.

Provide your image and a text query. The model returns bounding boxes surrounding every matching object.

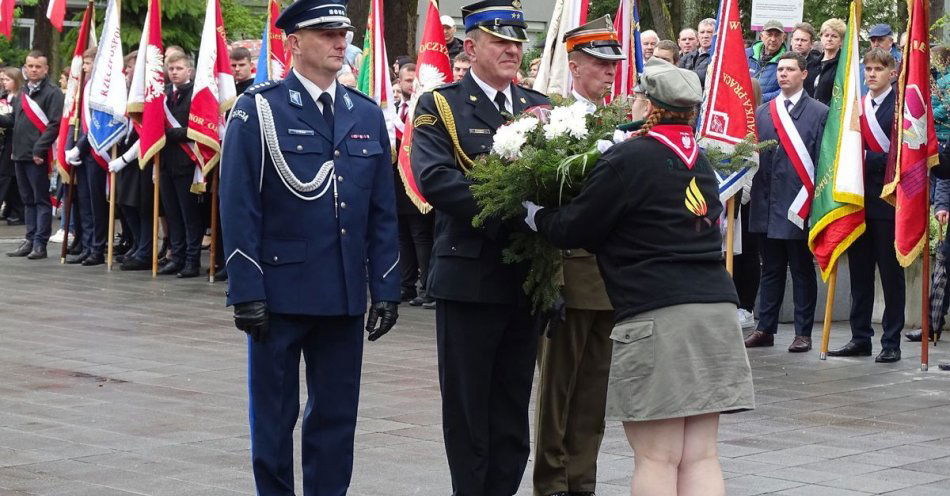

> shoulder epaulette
[244,79,282,95]
[342,86,376,105]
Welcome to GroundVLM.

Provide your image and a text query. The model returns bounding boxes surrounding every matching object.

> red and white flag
[127,0,166,167]
[46,0,66,32]
[187,0,236,187]
[356,0,397,150]
[532,0,589,96]
[55,1,95,180]
[0,0,16,39]
[397,0,452,214]
[609,0,644,101]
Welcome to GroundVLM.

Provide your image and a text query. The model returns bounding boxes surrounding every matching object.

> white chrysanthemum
[543,102,589,140]
[491,115,539,160]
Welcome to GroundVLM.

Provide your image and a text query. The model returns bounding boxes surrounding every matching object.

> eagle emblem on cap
[512,0,522,8]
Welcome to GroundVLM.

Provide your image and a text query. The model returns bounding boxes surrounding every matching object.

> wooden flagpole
[922,172,931,371]
[725,196,736,275]
[106,146,117,270]
[819,263,838,360]
[151,156,160,277]
[208,167,219,283]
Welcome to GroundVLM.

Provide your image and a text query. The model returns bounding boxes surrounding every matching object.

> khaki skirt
[605,302,755,422]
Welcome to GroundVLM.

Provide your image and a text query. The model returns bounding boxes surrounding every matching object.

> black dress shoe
[214,267,228,280]
[120,257,151,271]
[569,492,596,496]
[26,246,47,260]
[81,253,105,266]
[68,240,83,255]
[827,341,872,357]
[875,348,901,363]
[157,261,182,275]
[6,240,31,257]
[400,288,417,302]
[176,262,200,278]
[905,329,923,342]
[409,295,434,306]
[65,249,89,264]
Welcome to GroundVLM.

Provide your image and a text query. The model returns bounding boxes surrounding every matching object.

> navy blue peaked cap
[275,0,354,34]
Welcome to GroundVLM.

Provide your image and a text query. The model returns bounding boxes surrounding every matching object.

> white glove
[522,200,543,232]
[66,147,81,165]
[108,156,128,173]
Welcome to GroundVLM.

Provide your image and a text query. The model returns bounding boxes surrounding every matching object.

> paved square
[1,226,950,495]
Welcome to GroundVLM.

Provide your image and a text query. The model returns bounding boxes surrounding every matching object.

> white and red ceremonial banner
[609,0,643,102]
[0,0,16,39]
[47,0,66,32]
[187,0,236,190]
[128,0,166,167]
[254,0,291,84]
[533,0,589,97]
[86,0,128,168]
[356,0,397,150]
[396,0,452,214]
[699,0,760,203]
[55,1,95,180]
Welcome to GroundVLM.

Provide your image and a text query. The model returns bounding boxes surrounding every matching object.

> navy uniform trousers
[75,156,108,256]
[756,237,818,336]
[847,219,905,350]
[14,160,52,249]
[249,314,364,496]
[159,170,203,265]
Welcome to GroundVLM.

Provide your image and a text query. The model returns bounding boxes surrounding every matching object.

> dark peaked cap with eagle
[462,0,528,43]
[275,0,355,34]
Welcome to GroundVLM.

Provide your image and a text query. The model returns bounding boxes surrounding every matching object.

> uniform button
[337,175,344,182]
[296,145,303,151]
[341,228,347,235]
[451,246,457,251]
[481,144,486,149]
[334,150,340,157]
[565,249,573,257]
[340,202,347,209]
[362,148,368,154]
[273,256,278,262]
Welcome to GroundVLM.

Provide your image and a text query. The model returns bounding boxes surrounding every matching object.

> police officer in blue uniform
[219,1,400,493]
[410,1,551,494]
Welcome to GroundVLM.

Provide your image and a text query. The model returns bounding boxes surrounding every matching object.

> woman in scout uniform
[524,58,755,495]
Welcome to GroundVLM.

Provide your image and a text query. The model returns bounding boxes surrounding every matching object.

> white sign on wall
[750,0,805,32]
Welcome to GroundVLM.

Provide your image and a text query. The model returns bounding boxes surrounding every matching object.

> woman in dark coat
[523,59,754,495]
[811,18,846,105]
[0,67,23,224]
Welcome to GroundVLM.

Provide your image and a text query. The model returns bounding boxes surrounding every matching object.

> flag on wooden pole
[187,0,236,186]
[356,0,397,150]
[127,0,166,167]
[609,0,643,101]
[881,0,940,266]
[55,0,95,181]
[807,0,866,281]
[254,0,291,84]
[87,0,128,168]
[533,0,589,97]
[396,0,452,214]
[46,0,66,32]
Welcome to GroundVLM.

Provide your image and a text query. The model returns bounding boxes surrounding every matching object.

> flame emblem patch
[685,177,713,231]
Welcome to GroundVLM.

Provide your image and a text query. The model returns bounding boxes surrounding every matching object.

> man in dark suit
[746,52,828,353]
[410,1,551,493]
[828,48,904,363]
[220,0,400,493]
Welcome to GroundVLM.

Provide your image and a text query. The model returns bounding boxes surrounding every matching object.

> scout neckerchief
[769,96,815,229]
[860,90,891,154]
[647,124,698,169]
[20,89,55,173]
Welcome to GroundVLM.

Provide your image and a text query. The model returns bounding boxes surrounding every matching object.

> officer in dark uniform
[219,1,400,493]
[410,1,551,494]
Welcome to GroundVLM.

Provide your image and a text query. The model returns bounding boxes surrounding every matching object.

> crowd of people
[3,1,950,495]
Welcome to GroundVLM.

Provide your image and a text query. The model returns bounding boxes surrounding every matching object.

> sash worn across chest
[769,98,814,229]
[21,93,53,171]
[860,93,890,154]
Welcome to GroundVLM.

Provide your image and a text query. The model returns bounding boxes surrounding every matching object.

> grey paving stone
[1,225,950,495]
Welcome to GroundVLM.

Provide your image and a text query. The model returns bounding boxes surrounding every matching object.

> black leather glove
[366,301,398,341]
[533,294,567,339]
[234,301,269,342]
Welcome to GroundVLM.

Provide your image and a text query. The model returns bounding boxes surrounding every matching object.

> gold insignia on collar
[520,97,527,104]
[414,114,438,127]
[469,95,478,102]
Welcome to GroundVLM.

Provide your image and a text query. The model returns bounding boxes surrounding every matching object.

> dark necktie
[784,99,793,113]
[318,92,334,130]
[872,99,879,109]
[494,92,512,120]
